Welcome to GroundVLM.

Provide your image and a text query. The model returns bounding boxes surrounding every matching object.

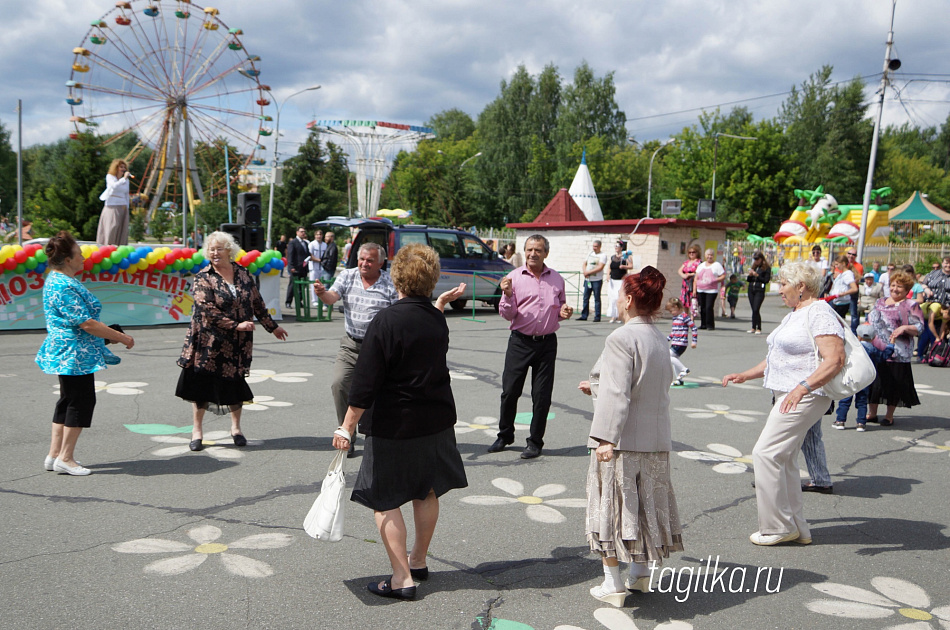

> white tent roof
[568,150,604,222]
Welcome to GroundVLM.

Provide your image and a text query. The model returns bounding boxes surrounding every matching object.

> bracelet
[333,428,351,441]
[798,380,813,393]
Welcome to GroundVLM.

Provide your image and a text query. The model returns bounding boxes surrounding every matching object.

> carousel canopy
[888,191,950,222]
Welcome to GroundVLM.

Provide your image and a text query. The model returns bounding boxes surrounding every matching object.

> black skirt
[868,361,920,408]
[175,366,254,416]
[351,427,468,512]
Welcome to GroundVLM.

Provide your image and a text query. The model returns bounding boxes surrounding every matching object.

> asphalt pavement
[1,292,948,630]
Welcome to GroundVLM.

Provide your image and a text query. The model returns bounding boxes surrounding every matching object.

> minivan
[313,217,512,311]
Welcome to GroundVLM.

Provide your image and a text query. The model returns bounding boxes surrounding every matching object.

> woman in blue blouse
[35,232,134,476]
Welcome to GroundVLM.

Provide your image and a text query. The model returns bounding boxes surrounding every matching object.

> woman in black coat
[332,243,466,601]
[746,252,772,334]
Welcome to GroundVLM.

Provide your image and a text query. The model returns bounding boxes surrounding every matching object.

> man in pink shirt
[488,235,574,459]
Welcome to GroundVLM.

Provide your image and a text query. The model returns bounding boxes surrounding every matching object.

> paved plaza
[1,294,948,630]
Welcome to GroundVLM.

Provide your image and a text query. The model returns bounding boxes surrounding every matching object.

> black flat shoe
[520,444,542,459]
[409,566,429,581]
[487,437,511,453]
[879,419,894,426]
[232,433,247,447]
[802,484,833,494]
[866,416,880,423]
[367,579,416,600]
[189,439,204,452]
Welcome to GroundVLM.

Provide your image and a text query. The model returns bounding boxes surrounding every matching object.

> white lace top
[763,300,844,395]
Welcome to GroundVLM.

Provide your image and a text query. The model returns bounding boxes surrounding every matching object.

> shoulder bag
[304,449,347,542]
[807,308,877,400]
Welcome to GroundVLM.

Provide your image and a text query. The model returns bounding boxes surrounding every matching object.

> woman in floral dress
[677,244,701,317]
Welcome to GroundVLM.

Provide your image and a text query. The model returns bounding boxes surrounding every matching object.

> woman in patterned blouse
[36,231,135,476]
[176,231,288,451]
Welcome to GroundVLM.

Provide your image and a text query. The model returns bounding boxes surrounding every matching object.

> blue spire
[581,148,587,165]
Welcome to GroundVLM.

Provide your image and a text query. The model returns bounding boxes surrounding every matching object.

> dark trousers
[849,294,860,333]
[497,332,557,449]
[581,280,603,320]
[748,289,765,330]
[698,292,717,329]
[285,272,307,306]
[918,325,935,359]
[54,374,96,428]
[832,302,850,318]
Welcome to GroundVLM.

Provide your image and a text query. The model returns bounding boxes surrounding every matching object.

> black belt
[512,330,555,342]
[346,333,363,343]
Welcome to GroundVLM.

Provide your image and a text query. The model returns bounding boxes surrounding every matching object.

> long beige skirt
[586,450,684,565]
[97,205,129,246]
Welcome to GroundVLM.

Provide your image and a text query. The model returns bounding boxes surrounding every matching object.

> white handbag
[808,310,877,400]
[304,450,346,542]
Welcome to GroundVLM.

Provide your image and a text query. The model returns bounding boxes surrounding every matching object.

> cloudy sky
[3,0,949,161]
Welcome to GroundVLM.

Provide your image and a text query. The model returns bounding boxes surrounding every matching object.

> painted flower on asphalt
[914,384,950,397]
[892,436,950,456]
[113,524,293,577]
[675,403,764,423]
[150,430,247,460]
[461,478,585,524]
[54,380,148,395]
[806,576,950,627]
[245,369,312,384]
[677,443,752,474]
[455,416,526,438]
[554,607,694,630]
[243,395,293,411]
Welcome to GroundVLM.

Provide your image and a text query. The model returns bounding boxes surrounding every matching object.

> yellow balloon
[137,259,149,271]
[146,252,159,264]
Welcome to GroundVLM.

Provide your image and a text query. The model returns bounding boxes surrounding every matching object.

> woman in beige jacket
[578,266,684,607]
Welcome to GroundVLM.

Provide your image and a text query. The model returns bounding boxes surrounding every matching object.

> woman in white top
[694,249,726,330]
[97,159,131,246]
[722,261,845,546]
[827,254,858,319]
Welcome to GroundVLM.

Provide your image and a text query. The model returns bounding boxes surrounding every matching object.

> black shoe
[367,579,416,600]
[698,326,708,330]
[577,317,588,321]
[593,318,601,322]
[409,566,428,581]
[487,437,511,453]
[232,433,247,447]
[802,484,833,494]
[866,416,880,423]
[285,302,292,309]
[520,444,542,459]
[189,439,204,452]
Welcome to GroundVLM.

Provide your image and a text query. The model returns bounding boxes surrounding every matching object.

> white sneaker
[53,459,91,476]
[672,379,684,387]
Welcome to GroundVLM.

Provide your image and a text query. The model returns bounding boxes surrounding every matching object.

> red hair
[621,266,666,315]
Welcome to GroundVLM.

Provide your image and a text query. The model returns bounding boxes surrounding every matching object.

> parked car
[312,217,512,311]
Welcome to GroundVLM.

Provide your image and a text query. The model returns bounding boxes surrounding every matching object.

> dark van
[313,217,512,311]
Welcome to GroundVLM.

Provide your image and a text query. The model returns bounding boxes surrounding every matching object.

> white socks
[629,561,651,580]
[602,563,623,592]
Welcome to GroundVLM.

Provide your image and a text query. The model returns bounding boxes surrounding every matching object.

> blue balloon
[129,253,140,263]
[261,262,272,273]
[118,259,131,269]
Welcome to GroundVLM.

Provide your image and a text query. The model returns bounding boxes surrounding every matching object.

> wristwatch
[798,380,813,393]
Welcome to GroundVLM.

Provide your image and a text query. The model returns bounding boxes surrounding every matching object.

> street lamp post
[265,84,320,249]
[460,152,482,168]
[646,140,675,219]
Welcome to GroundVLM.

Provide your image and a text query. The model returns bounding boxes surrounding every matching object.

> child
[666,298,697,386]
[724,274,743,319]
[834,324,894,431]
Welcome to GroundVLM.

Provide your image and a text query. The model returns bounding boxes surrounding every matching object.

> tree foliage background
[5,61,950,241]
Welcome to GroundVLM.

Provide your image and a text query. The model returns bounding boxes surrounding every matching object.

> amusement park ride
[66,0,271,219]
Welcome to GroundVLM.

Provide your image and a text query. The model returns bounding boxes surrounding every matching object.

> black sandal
[367,578,416,600]
[866,416,880,423]
[189,439,204,451]
[879,419,894,426]
[232,433,247,447]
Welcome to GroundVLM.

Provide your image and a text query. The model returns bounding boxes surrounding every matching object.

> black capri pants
[54,374,97,428]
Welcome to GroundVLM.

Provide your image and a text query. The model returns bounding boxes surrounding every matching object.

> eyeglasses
[846,252,857,257]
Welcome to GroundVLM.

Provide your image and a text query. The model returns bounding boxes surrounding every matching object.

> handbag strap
[805,303,847,358]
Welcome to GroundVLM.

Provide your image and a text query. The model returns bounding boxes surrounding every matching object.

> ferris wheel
[66,0,273,217]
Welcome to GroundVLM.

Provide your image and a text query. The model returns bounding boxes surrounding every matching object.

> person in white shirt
[97,160,132,246]
[579,240,608,322]
[309,229,326,305]
[878,263,895,291]
[695,249,726,330]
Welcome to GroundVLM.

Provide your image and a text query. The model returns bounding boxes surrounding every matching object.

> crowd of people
[31,228,948,608]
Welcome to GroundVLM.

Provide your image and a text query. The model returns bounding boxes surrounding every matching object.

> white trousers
[752,391,830,538]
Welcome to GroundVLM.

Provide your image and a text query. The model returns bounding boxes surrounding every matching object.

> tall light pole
[646,139,675,219]
[857,0,900,263]
[460,151,482,168]
[265,84,320,249]
[710,132,757,201]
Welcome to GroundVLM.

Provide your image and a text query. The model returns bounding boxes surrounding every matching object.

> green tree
[426,109,476,141]
[0,120,16,216]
